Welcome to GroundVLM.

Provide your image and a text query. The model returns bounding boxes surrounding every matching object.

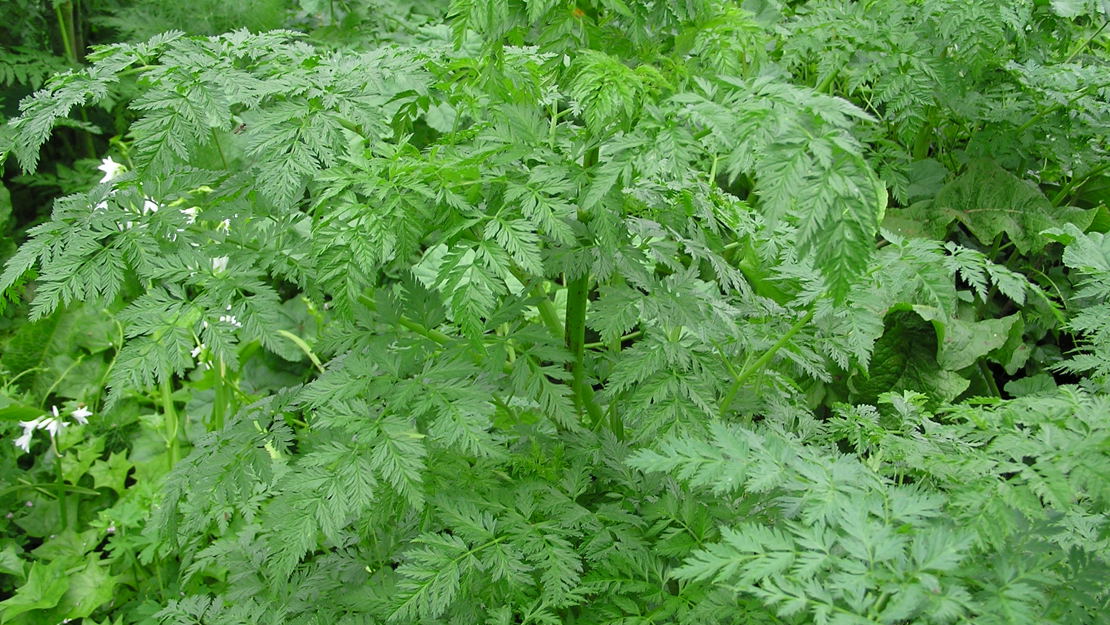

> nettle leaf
[913,306,1021,371]
[1049,0,1108,18]
[853,309,970,404]
[930,159,1094,253]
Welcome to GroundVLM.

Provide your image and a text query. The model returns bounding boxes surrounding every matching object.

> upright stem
[55,2,95,157]
[567,146,609,433]
[1063,18,1108,64]
[55,451,69,530]
[1051,161,1110,206]
[211,358,228,432]
[54,2,77,65]
[211,128,229,170]
[161,377,180,468]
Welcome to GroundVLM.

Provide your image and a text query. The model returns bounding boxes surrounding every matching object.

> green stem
[1014,87,1098,135]
[0,481,98,498]
[115,64,157,78]
[978,360,1001,398]
[509,266,564,341]
[73,0,85,61]
[719,309,815,418]
[276,329,326,373]
[911,110,935,160]
[1063,18,1108,64]
[584,330,641,349]
[92,319,125,413]
[41,354,85,406]
[1051,161,1110,206]
[565,272,603,425]
[398,316,453,345]
[55,452,69,531]
[211,358,228,432]
[54,2,94,157]
[568,146,609,433]
[357,294,454,345]
[54,2,77,65]
[814,70,838,94]
[532,283,565,341]
[211,128,229,170]
[161,377,180,468]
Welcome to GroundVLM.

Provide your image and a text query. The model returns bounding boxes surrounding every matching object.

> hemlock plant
[0,1,1108,624]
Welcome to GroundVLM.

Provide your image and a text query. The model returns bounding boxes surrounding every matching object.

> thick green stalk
[911,108,936,160]
[55,453,69,530]
[54,2,77,65]
[54,2,95,157]
[565,271,604,426]
[161,377,180,468]
[719,309,815,418]
[568,146,609,432]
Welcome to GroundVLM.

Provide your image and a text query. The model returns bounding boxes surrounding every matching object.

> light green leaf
[853,310,970,404]
[58,559,117,620]
[0,560,67,622]
[931,159,1093,253]
[0,544,24,579]
[912,306,1020,371]
[89,452,135,494]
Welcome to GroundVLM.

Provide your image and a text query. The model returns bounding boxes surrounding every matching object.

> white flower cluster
[219,314,244,328]
[13,405,92,454]
[95,157,199,233]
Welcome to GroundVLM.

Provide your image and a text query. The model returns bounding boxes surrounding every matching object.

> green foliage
[93,0,291,40]
[0,1,1108,624]
[631,387,1110,624]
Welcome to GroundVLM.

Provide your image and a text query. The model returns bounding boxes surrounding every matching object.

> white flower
[40,406,67,439]
[12,405,88,454]
[217,218,231,232]
[71,406,92,425]
[181,207,199,224]
[142,198,160,214]
[219,314,243,328]
[211,256,229,273]
[97,156,125,183]
[13,429,32,453]
[14,416,59,453]
[191,343,206,358]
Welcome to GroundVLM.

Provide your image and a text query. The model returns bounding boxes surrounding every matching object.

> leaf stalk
[719,309,815,417]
